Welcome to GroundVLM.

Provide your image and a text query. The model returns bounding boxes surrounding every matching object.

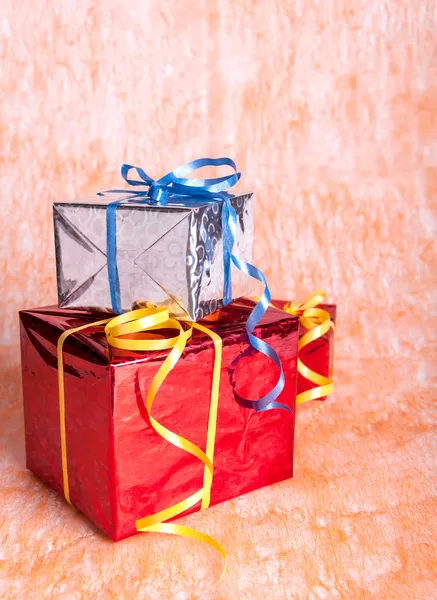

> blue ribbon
[102,158,290,413]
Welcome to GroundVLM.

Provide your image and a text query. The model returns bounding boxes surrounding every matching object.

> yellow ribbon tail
[296,358,334,405]
[141,522,227,580]
[135,488,227,579]
[131,315,225,574]
[282,292,335,406]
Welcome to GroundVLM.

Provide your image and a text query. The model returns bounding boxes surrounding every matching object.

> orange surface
[1,1,437,598]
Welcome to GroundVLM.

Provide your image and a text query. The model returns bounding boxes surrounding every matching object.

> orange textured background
[1,1,437,599]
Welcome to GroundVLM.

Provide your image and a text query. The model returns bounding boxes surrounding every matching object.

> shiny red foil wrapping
[273,300,337,401]
[19,302,299,541]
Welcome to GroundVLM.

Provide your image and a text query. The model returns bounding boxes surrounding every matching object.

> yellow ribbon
[282,291,335,406]
[57,306,226,577]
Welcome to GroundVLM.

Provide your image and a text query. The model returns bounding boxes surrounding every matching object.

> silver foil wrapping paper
[53,192,254,320]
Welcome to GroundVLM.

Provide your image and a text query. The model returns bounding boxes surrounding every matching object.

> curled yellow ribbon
[283,290,335,406]
[57,307,226,577]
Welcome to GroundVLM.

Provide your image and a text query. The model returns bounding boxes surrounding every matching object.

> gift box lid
[19,302,299,369]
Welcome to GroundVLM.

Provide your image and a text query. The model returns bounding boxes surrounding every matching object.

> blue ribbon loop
[101,158,290,413]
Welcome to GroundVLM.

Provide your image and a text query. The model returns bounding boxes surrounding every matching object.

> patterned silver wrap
[53,192,254,321]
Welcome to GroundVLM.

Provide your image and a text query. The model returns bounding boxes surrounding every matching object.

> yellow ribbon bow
[283,290,335,406]
[57,306,226,577]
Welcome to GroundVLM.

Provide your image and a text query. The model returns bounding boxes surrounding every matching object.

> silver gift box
[53,192,254,320]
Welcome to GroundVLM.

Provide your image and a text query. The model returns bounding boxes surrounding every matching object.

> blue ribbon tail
[231,255,290,412]
[222,199,290,413]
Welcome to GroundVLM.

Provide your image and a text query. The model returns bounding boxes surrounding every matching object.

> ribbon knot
[119,158,241,205]
[284,290,333,331]
[148,181,169,205]
[285,290,326,315]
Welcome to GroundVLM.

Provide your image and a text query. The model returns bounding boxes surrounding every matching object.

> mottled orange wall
[1,3,437,599]
[1,1,436,354]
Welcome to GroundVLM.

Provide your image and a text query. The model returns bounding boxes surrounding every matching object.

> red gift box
[273,300,336,402]
[20,302,299,541]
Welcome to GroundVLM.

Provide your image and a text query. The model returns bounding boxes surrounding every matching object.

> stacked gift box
[19,159,336,565]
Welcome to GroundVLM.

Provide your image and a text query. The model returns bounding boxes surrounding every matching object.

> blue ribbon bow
[102,158,290,413]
